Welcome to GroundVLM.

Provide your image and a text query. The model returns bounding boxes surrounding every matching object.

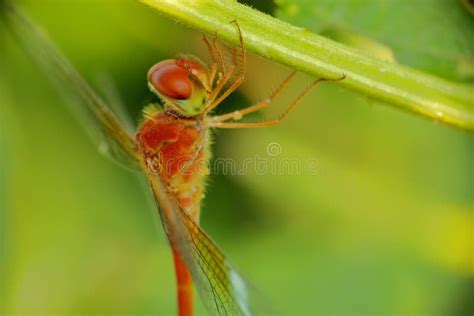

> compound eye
[147,60,192,100]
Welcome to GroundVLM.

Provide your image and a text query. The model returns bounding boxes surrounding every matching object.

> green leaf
[139,0,474,132]
[275,0,474,82]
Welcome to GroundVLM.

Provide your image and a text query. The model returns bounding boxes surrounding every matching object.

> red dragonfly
[3,2,343,315]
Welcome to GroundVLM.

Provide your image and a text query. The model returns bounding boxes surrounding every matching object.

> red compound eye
[147,60,192,100]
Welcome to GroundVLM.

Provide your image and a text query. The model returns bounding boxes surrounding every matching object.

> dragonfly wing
[174,201,255,315]
[146,169,268,316]
[94,73,137,134]
[1,2,140,170]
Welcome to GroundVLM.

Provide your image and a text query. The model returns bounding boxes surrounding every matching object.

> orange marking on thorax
[137,112,184,154]
[136,111,209,220]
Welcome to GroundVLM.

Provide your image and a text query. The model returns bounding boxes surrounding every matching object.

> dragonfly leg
[203,35,218,65]
[209,70,297,123]
[203,35,226,77]
[207,65,235,106]
[203,31,235,104]
[208,75,346,129]
[202,36,219,92]
[212,34,227,75]
[205,21,246,113]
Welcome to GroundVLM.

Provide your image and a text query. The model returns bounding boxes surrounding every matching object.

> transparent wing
[175,202,256,315]
[1,1,140,170]
[146,170,269,316]
[94,73,137,134]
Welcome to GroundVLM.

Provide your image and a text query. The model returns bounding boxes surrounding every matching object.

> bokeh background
[1,0,472,315]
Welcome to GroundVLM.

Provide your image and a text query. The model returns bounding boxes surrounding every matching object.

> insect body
[136,24,346,312]
[4,4,345,314]
[136,39,344,313]
[136,56,218,315]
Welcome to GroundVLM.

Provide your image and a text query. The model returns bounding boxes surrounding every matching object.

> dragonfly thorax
[136,111,211,219]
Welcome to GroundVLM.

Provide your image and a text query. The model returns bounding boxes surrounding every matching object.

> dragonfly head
[147,57,209,116]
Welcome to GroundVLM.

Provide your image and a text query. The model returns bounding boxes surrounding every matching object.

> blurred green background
[0,0,472,315]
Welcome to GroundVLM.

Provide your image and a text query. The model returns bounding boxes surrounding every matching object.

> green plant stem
[139,0,474,132]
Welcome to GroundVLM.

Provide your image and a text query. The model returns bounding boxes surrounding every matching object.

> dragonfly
[2,2,344,315]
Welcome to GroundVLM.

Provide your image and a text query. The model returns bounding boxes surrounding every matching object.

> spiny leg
[207,65,235,106]
[202,36,218,87]
[202,32,235,106]
[208,75,346,129]
[207,63,218,91]
[210,70,297,123]
[203,35,218,66]
[212,35,227,75]
[202,36,221,92]
[203,32,228,75]
[204,21,246,113]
